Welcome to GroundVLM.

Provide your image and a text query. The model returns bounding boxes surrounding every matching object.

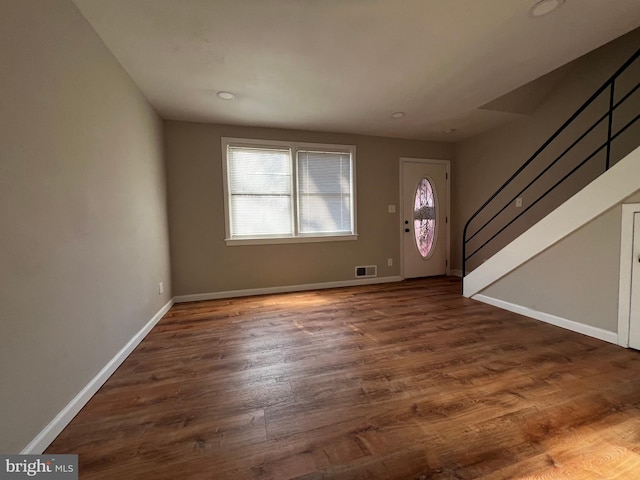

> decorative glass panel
[413,178,437,258]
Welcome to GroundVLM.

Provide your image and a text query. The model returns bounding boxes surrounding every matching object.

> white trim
[225,233,358,246]
[473,294,618,344]
[174,276,404,303]
[21,299,174,454]
[464,145,640,297]
[398,158,451,278]
[618,204,640,348]
[221,137,357,244]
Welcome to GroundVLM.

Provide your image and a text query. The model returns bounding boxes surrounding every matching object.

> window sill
[225,234,358,246]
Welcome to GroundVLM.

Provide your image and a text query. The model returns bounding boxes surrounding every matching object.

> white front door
[401,159,448,278]
[629,213,640,349]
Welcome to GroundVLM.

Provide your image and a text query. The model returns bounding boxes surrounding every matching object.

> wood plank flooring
[47,277,640,479]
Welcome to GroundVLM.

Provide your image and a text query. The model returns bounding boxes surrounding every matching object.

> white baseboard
[473,294,618,345]
[174,276,404,303]
[21,299,174,454]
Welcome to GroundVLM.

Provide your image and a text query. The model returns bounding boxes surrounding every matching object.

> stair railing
[462,47,640,278]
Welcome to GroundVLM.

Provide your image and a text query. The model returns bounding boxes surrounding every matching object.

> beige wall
[481,190,640,332]
[454,28,640,272]
[0,0,171,452]
[164,121,453,295]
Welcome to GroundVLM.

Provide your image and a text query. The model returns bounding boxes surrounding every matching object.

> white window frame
[221,137,358,246]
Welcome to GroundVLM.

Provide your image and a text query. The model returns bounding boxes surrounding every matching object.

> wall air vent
[355,265,377,278]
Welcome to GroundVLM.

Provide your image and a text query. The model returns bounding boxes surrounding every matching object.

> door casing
[617,203,640,348]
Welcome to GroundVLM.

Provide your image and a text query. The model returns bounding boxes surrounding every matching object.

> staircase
[462,47,640,328]
[464,145,640,297]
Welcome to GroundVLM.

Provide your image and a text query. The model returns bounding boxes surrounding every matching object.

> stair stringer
[463,145,640,298]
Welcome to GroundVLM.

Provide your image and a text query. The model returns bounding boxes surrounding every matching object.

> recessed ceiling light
[529,0,565,17]
[391,112,405,119]
[217,91,235,100]
[442,128,457,134]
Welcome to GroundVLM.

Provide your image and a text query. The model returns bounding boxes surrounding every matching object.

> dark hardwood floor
[47,277,640,479]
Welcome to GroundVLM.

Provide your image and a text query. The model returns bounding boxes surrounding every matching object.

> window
[222,138,357,245]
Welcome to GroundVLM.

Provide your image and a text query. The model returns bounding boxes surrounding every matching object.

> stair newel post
[462,224,467,280]
[606,79,615,171]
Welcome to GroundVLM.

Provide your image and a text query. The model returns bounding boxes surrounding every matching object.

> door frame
[617,202,640,347]
[399,158,451,280]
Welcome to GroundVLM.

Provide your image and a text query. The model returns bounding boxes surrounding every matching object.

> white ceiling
[72,0,640,141]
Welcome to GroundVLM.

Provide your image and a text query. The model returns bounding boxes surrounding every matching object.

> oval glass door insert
[413,177,437,258]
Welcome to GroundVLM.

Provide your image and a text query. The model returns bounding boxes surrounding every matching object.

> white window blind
[297,151,353,234]
[223,138,357,245]
[227,146,292,236]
